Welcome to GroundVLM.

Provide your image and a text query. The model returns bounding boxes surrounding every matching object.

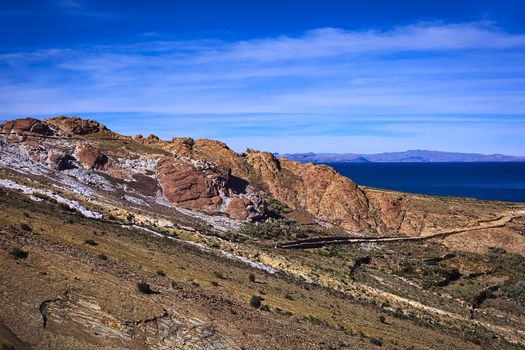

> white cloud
[1,22,524,153]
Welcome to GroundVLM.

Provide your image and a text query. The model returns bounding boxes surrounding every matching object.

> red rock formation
[227,197,253,220]
[157,157,228,213]
[76,144,109,170]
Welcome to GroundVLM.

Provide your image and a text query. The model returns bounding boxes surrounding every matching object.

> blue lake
[326,162,525,203]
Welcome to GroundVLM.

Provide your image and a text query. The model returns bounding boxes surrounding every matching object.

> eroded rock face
[245,152,375,232]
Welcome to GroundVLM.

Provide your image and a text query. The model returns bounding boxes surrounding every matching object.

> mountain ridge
[278,149,525,163]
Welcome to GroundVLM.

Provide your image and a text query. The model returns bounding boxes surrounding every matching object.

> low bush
[250,295,263,308]
[19,223,32,231]
[157,270,166,277]
[84,239,98,246]
[98,253,108,260]
[349,255,371,275]
[10,247,28,259]
[249,273,256,283]
[370,337,383,346]
[137,281,159,294]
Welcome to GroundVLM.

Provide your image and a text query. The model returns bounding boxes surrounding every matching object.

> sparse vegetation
[157,270,166,277]
[239,219,296,240]
[265,198,291,217]
[97,253,108,260]
[211,281,219,287]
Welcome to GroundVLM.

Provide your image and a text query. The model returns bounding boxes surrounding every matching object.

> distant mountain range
[277,150,525,163]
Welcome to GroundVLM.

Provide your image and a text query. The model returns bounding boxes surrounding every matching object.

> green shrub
[249,273,256,283]
[157,270,166,277]
[84,239,98,246]
[98,253,108,260]
[211,281,219,287]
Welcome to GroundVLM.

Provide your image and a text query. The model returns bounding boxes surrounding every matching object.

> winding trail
[277,210,524,249]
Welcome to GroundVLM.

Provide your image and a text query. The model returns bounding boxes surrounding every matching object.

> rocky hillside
[1,116,525,349]
[1,116,524,253]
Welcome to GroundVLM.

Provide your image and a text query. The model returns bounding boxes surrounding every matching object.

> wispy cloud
[1,22,524,153]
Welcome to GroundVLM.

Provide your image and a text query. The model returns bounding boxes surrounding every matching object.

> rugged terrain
[1,116,524,349]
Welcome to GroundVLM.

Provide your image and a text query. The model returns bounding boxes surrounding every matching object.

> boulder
[76,144,109,170]
[227,197,253,220]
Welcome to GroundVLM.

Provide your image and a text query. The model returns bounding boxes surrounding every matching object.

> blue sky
[1,1,524,155]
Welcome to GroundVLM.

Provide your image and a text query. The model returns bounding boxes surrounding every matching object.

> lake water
[326,162,525,203]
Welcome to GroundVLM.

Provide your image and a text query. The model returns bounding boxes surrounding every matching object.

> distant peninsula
[277,150,525,163]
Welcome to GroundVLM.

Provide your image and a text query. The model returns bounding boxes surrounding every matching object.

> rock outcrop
[45,116,108,135]
[0,117,54,136]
